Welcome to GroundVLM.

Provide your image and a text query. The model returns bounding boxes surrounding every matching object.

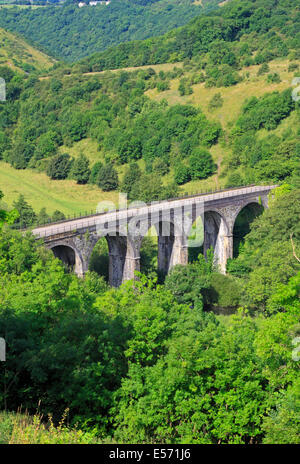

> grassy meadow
[0,27,55,72]
[0,161,121,215]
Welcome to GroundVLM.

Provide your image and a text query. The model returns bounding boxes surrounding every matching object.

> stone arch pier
[33,185,275,286]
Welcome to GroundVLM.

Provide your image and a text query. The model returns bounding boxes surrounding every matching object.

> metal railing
[26,184,277,239]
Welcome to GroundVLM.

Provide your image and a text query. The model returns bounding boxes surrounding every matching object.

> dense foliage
[76,0,300,71]
[0,64,222,199]
[0,0,223,62]
[0,0,299,444]
[0,184,299,443]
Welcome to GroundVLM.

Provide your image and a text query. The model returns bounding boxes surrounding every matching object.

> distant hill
[0,0,226,62]
[76,0,300,72]
[0,0,299,214]
[0,27,55,72]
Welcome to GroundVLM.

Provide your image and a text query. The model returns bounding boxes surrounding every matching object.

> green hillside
[77,0,300,71]
[0,0,299,216]
[0,0,225,62]
[0,27,55,72]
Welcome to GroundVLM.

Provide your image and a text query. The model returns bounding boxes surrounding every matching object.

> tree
[89,162,103,184]
[12,194,36,227]
[36,207,50,225]
[121,162,141,198]
[117,133,143,163]
[189,148,216,180]
[228,188,300,311]
[208,92,223,111]
[46,153,72,180]
[257,63,270,76]
[33,131,58,161]
[0,190,18,230]
[71,153,90,184]
[97,164,119,191]
[262,379,300,444]
[52,210,66,222]
[174,163,191,185]
[178,78,193,96]
[129,173,178,202]
[0,131,10,160]
[152,158,169,176]
[165,254,212,307]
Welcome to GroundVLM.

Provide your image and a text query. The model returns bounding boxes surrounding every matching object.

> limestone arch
[232,201,264,257]
[231,199,266,229]
[138,216,188,278]
[89,229,139,287]
[185,207,230,272]
[202,209,230,273]
[48,242,84,276]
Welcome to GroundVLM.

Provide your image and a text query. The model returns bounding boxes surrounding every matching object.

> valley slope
[0,0,225,62]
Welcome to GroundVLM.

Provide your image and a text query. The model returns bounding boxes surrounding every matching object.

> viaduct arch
[31,185,275,287]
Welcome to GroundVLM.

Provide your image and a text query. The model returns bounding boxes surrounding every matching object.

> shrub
[267,73,281,83]
[156,81,170,92]
[257,63,270,76]
[97,163,119,191]
[209,92,224,111]
[208,273,242,311]
[174,163,191,185]
[46,153,72,180]
[189,148,216,180]
[288,63,299,73]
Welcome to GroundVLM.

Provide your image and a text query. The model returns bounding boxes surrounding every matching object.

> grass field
[145,59,296,126]
[0,28,55,72]
[0,159,221,215]
[0,161,121,215]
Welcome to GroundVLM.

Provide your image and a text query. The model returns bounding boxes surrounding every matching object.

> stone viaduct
[31,185,276,287]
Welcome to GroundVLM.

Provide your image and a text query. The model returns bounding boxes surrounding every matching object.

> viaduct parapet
[31,185,276,286]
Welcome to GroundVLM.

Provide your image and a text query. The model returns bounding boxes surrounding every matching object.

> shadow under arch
[233,202,264,257]
[50,244,76,273]
[187,209,230,273]
[139,218,188,282]
[89,237,109,282]
[187,215,204,263]
[89,231,129,287]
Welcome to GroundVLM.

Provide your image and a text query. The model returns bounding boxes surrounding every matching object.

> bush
[208,273,242,311]
[267,73,281,83]
[156,81,170,92]
[0,412,100,444]
[189,148,216,180]
[288,63,299,73]
[174,163,191,185]
[97,163,119,191]
[257,63,270,76]
[52,210,66,222]
[209,93,224,111]
[178,78,193,96]
[225,172,244,188]
[46,153,72,180]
